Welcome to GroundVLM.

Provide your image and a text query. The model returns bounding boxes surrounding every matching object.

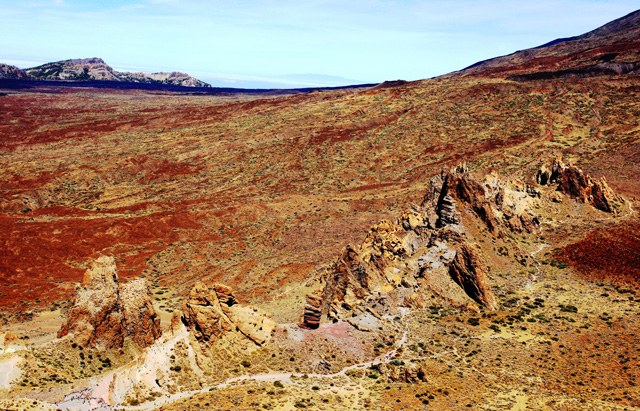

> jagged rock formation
[302,166,520,328]
[58,256,161,349]
[448,242,497,309]
[302,158,628,328]
[181,282,275,346]
[23,57,211,87]
[539,157,622,213]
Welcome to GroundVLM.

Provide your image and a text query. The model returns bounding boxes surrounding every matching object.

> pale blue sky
[1,1,637,88]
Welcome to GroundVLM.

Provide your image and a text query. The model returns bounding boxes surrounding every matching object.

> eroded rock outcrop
[540,157,622,213]
[58,256,161,350]
[378,362,428,383]
[303,166,507,328]
[181,282,275,346]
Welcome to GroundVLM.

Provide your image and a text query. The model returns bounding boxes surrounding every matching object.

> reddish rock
[542,157,622,213]
[424,168,499,232]
[448,242,497,309]
[302,293,322,329]
[3,331,20,347]
[58,256,161,349]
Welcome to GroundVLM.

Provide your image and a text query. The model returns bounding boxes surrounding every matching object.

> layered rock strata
[58,256,161,349]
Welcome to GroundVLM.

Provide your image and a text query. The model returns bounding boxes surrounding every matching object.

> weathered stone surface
[360,220,408,270]
[448,242,497,310]
[321,244,385,319]
[58,256,124,349]
[58,256,161,349]
[121,279,162,348]
[181,282,274,346]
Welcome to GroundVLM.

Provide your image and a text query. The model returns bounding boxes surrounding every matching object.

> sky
[0,0,638,88]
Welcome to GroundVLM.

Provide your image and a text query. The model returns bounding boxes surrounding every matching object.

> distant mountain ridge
[447,9,640,80]
[1,57,211,87]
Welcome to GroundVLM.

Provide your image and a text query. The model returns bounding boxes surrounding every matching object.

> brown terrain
[1,9,640,411]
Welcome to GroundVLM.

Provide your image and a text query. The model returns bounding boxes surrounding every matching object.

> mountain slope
[448,9,640,79]
[24,57,211,87]
[0,63,30,80]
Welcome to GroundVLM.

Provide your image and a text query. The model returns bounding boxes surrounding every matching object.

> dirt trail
[0,356,22,389]
[526,243,549,291]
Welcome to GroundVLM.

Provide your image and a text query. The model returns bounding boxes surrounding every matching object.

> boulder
[378,362,428,383]
[181,282,275,346]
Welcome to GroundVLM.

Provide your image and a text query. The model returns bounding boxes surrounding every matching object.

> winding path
[56,309,413,411]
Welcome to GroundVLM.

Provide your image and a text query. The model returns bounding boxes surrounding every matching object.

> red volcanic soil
[556,222,640,287]
[0,203,216,310]
[2,76,639,315]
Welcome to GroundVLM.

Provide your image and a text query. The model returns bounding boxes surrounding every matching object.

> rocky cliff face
[181,282,275,347]
[302,158,626,329]
[58,256,161,349]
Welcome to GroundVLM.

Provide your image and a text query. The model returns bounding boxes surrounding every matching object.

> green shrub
[559,304,578,313]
